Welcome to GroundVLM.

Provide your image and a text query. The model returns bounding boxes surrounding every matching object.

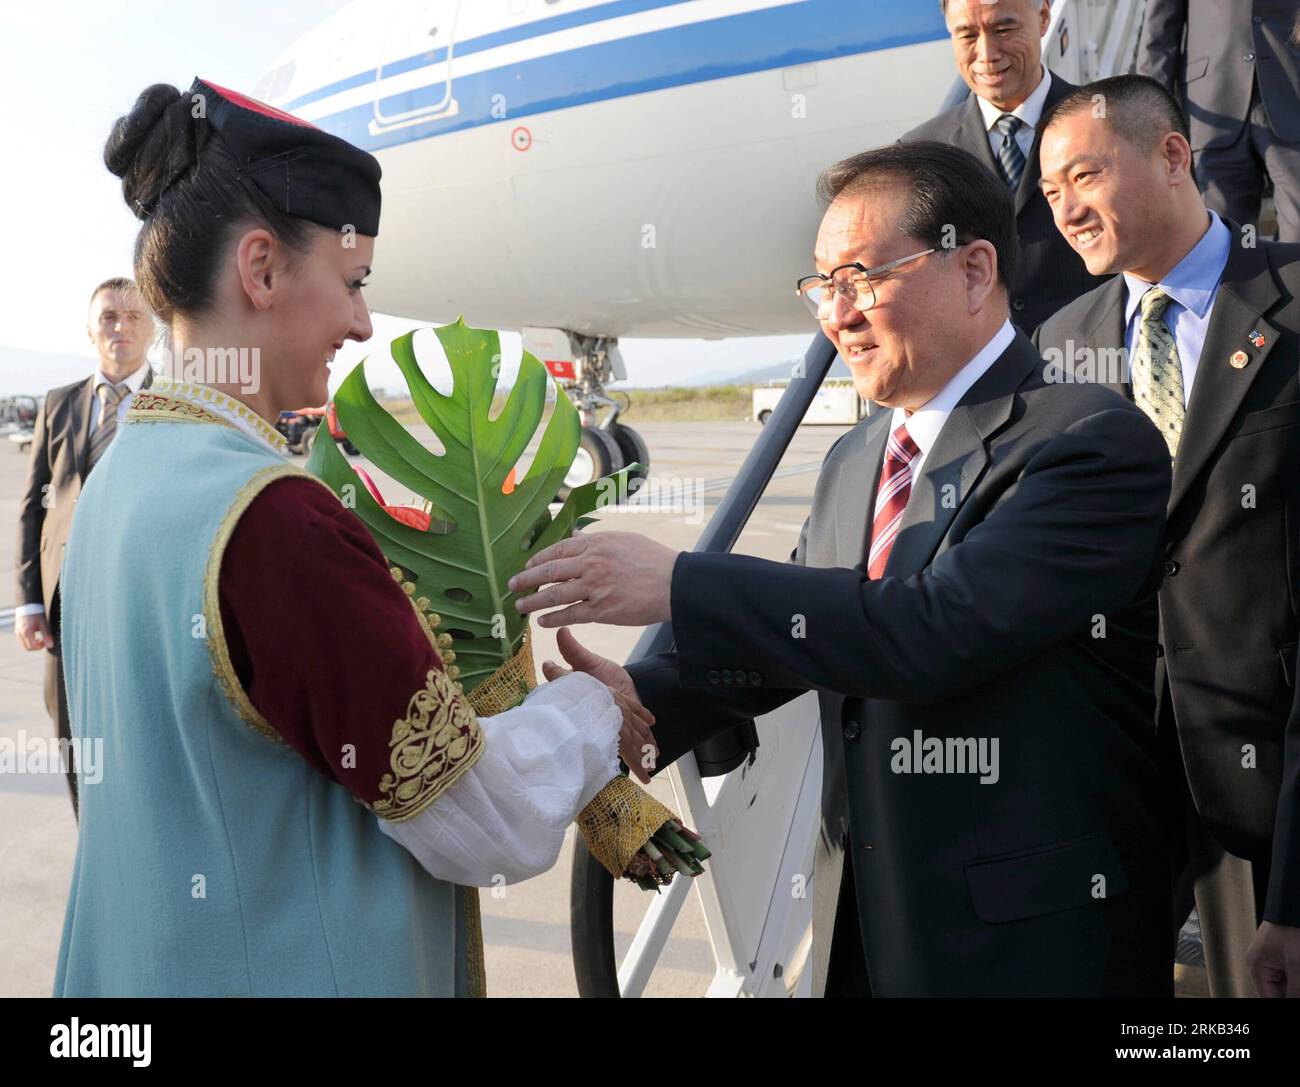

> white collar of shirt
[976,66,1052,135]
[1121,211,1232,328]
[94,362,151,394]
[889,318,1016,475]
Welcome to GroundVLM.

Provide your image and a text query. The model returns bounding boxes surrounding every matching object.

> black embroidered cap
[191,76,381,235]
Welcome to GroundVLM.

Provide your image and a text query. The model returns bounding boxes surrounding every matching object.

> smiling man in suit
[1034,74,1300,996]
[510,141,1174,996]
[902,0,1106,333]
[14,278,154,818]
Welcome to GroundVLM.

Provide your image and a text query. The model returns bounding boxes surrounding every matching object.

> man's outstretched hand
[509,531,680,628]
[542,627,659,783]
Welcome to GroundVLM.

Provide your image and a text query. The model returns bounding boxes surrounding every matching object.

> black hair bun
[104,83,205,221]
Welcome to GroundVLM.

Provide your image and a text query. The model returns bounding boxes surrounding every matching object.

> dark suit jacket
[629,331,1174,996]
[1137,0,1300,151]
[1033,232,1300,863]
[14,370,151,621]
[901,71,1108,335]
[1267,642,1300,925]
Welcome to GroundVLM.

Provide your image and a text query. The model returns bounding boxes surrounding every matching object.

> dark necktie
[995,114,1026,191]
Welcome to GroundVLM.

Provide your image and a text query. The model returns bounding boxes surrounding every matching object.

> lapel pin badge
[1230,350,1249,369]
[1248,330,1266,348]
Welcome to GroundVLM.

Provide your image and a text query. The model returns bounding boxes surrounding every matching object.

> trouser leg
[1195,88,1267,232]
[43,618,77,821]
[1185,810,1259,998]
[1256,101,1300,242]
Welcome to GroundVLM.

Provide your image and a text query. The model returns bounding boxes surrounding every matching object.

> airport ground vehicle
[276,403,358,456]
[1,395,38,452]
[753,379,864,426]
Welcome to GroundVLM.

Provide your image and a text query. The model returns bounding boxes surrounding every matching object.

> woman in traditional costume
[53,79,655,996]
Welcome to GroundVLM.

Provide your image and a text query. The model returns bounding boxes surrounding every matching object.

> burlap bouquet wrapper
[574,774,678,879]
[459,619,678,880]
[465,625,540,717]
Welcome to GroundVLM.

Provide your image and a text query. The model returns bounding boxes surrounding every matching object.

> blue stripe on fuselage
[298,0,948,154]
[283,0,702,111]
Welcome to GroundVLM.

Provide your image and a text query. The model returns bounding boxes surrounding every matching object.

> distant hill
[731,354,852,385]
[618,352,851,390]
[0,347,98,399]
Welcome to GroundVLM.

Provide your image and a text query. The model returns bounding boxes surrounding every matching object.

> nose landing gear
[524,328,651,500]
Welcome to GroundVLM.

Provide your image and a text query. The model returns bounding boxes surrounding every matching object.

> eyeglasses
[795,247,940,318]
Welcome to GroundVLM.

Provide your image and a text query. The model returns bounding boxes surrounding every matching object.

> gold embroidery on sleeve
[374,666,485,822]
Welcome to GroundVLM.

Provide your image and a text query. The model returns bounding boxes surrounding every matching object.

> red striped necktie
[867,422,920,579]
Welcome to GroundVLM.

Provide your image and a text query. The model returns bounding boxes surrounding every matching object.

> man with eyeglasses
[902,0,1107,334]
[510,141,1176,996]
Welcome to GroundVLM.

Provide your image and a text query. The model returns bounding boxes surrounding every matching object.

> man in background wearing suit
[1035,75,1300,996]
[14,277,154,818]
[902,0,1106,333]
[1137,0,1300,242]
[511,141,1174,996]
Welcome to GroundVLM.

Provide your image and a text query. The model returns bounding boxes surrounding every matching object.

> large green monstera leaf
[307,319,631,695]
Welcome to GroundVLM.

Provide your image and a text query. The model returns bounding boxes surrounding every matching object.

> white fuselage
[258,0,961,338]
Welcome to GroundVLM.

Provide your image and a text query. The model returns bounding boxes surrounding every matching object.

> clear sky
[0,0,809,397]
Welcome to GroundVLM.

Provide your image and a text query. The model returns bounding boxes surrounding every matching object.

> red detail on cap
[199,78,318,129]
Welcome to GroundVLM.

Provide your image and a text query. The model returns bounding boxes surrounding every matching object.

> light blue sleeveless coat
[53,395,482,996]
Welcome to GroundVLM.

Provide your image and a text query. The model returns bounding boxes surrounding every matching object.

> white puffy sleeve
[377,671,621,886]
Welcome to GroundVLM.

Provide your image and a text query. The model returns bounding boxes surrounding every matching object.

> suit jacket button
[749,671,762,685]
[1164,560,1181,576]
[1244,52,1255,62]
[843,719,861,741]
[721,669,734,686]
[707,670,721,685]
[732,670,747,686]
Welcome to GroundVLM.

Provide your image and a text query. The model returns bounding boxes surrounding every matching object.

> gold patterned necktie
[1131,287,1186,458]
[87,381,127,473]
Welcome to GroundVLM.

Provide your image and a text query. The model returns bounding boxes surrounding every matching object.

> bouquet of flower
[306,319,708,888]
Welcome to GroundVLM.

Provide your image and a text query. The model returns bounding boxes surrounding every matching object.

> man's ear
[1163,132,1195,186]
[963,239,999,313]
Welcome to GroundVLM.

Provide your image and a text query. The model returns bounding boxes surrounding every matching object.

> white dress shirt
[976,66,1052,163]
[889,318,1017,482]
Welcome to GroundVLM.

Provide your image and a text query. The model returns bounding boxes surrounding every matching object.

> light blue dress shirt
[1122,211,1233,404]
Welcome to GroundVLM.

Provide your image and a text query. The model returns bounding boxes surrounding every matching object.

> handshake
[542,627,711,891]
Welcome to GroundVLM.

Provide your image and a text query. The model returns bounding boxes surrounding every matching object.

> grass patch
[383,384,762,425]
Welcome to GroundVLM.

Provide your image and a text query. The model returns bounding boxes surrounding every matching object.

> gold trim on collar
[374,666,485,823]
[130,380,290,453]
